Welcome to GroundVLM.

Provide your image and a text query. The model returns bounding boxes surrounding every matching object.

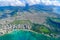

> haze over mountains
[0,0,60,14]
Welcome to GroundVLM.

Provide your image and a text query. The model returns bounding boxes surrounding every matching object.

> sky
[0,0,60,6]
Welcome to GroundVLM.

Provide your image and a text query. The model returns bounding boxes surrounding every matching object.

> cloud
[0,0,26,6]
[26,0,60,6]
[25,0,41,5]
[41,0,60,6]
[0,0,60,6]
[52,1,60,6]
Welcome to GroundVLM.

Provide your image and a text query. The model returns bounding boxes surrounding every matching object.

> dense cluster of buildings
[0,19,32,35]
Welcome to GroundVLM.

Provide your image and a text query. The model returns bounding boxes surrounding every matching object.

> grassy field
[11,20,32,25]
[31,23,51,34]
[39,25,51,34]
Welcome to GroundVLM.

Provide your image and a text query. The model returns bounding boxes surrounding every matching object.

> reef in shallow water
[0,29,57,40]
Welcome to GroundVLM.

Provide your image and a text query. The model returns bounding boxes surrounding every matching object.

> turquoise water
[0,30,56,40]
